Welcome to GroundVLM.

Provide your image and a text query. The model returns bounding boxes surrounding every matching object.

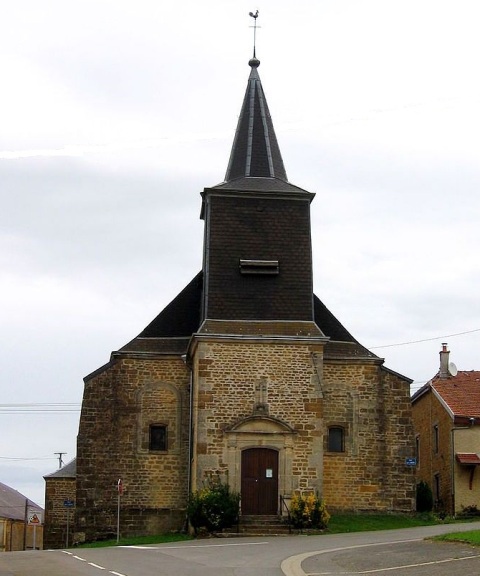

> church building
[46,51,416,546]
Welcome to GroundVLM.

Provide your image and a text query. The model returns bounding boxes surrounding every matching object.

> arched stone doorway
[224,415,297,515]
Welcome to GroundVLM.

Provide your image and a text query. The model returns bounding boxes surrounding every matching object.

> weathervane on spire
[249,10,259,59]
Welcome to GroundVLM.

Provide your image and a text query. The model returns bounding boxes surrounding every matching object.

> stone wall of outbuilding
[44,476,76,549]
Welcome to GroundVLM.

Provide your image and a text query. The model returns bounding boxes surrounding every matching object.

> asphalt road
[1,521,480,576]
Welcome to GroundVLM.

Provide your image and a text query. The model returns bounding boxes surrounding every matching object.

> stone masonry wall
[75,355,190,542]
[191,339,324,499]
[322,361,415,512]
[44,477,76,549]
[412,390,454,513]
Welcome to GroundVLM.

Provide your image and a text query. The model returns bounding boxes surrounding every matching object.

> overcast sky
[1,0,479,509]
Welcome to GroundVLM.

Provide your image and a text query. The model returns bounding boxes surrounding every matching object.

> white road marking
[73,555,87,561]
[124,541,269,550]
[281,539,423,576]
[110,571,128,576]
[310,552,480,574]
[88,562,106,570]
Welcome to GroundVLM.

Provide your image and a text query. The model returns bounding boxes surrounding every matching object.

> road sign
[405,457,417,467]
[28,512,42,525]
[64,499,75,507]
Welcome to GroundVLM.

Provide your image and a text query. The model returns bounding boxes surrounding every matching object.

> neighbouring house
[412,343,480,515]
[43,459,76,549]
[44,52,416,545]
[0,482,43,551]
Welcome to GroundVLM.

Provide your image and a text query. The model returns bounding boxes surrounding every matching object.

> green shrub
[187,480,240,533]
[459,504,480,517]
[416,480,433,513]
[290,493,330,530]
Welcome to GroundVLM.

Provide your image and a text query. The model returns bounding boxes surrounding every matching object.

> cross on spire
[249,10,259,58]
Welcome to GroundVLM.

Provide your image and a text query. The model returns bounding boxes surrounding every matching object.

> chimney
[439,343,450,379]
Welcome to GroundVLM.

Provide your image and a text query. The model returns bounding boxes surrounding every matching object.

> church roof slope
[116,273,202,356]
[313,295,358,343]
[314,295,379,360]
[137,272,202,338]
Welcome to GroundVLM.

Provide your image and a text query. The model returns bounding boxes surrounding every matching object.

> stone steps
[234,514,291,536]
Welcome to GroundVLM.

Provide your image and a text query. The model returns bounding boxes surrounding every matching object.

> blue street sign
[64,499,75,507]
[405,457,417,467]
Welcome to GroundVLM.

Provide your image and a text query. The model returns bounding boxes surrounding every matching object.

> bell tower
[189,54,327,508]
[200,56,317,326]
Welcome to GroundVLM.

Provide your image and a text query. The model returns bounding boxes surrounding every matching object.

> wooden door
[241,448,278,515]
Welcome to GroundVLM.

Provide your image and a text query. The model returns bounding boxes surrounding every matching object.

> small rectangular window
[150,425,167,451]
[328,427,345,452]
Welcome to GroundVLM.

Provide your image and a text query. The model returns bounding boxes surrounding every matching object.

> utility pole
[54,452,66,469]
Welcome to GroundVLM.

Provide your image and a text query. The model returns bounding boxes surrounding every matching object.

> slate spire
[224,57,288,182]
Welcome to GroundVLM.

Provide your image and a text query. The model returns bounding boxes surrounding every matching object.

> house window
[149,424,167,451]
[433,425,439,454]
[328,426,345,452]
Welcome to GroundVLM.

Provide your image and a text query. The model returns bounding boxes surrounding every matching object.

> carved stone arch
[228,414,296,435]
[137,381,182,454]
[224,414,297,502]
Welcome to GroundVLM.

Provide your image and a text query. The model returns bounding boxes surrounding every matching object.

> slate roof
[124,272,202,342]
[211,176,311,196]
[224,57,288,183]
[0,481,43,521]
[44,458,77,479]
[198,319,325,338]
[119,271,377,360]
[430,371,480,418]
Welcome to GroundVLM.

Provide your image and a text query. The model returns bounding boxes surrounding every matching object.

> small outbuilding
[43,459,76,549]
[0,482,43,551]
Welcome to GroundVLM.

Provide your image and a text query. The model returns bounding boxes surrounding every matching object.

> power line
[0,456,56,461]
[0,403,79,406]
[0,409,80,413]
[0,402,81,414]
[369,328,480,350]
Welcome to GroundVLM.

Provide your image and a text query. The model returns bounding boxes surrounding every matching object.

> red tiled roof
[456,453,480,465]
[432,371,480,418]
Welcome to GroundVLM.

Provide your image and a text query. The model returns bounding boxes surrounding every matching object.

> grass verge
[326,513,464,534]
[75,514,476,547]
[434,529,480,546]
[75,533,192,548]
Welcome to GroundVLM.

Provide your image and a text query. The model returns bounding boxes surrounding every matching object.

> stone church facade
[45,55,415,547]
